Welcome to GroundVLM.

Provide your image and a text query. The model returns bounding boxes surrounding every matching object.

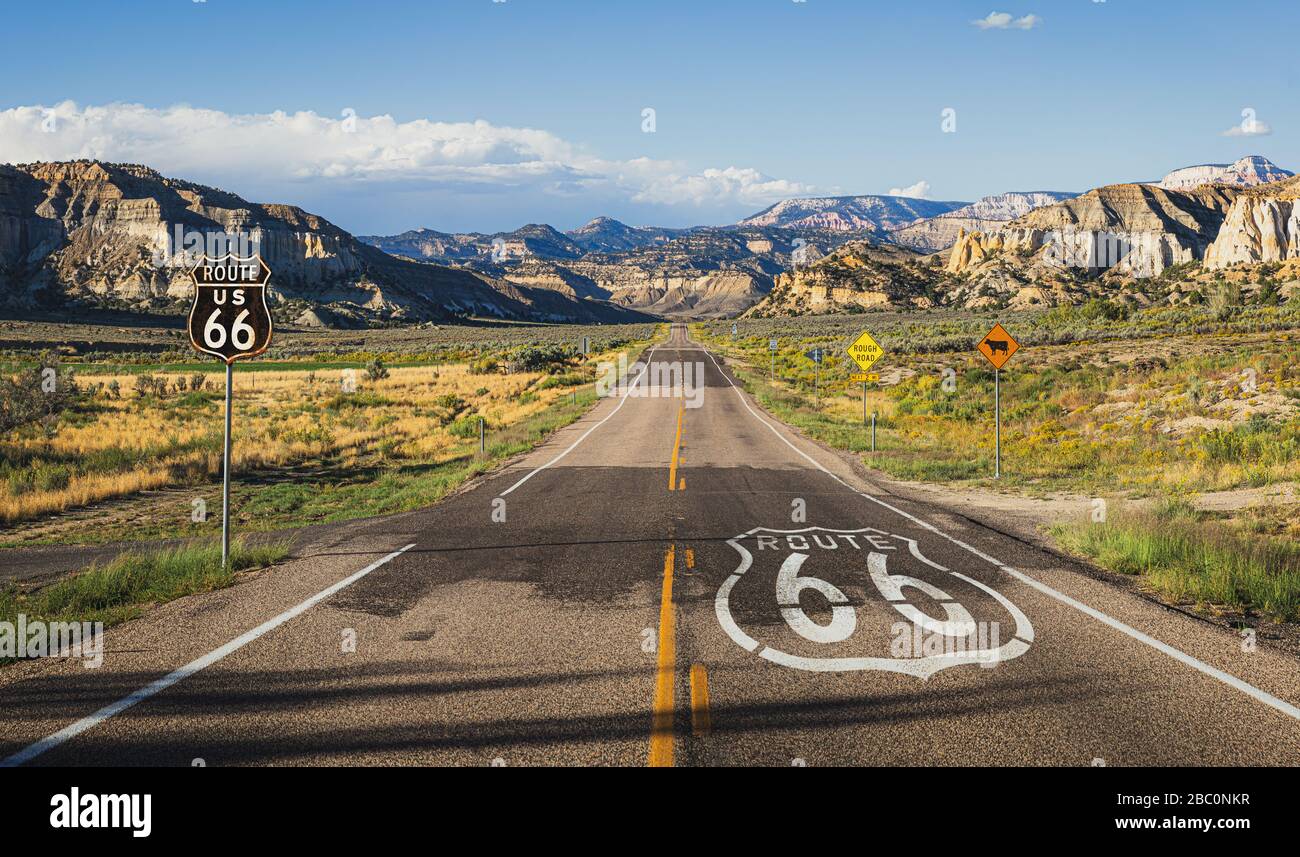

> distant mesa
[889,191,1077,253]
[1153,155,1293,191]
[736,194,969,233]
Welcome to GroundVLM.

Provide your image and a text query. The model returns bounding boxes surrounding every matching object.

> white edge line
[1,543,417,768]
[700,345,1300,723]
[499,346,657,497]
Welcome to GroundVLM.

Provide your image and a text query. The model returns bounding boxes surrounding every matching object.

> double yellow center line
[668,403,684,491]
[650,399,709,766]
[649,545,677,767]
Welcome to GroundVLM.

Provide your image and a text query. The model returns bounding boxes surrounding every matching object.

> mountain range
[0,162,652,326]
[1,155,1294,325]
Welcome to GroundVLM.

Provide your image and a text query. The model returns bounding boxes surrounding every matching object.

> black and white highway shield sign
[188,255,273,364]
[715,527,1034,679]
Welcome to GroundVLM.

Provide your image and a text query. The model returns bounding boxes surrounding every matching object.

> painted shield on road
[715,526,1033,679]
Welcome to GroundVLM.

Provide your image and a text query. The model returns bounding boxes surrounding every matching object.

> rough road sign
[977,323,1020,370]
[846,331,884,372]
[188,255,273,364]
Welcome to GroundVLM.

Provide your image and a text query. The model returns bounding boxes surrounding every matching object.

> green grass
[0,538,290,634]
[1053,502,1300,622]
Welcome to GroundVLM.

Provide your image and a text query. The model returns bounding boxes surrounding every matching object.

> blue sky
[0,0,1293,234]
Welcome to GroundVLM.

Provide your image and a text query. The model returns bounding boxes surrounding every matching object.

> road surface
[4,323,1300,766]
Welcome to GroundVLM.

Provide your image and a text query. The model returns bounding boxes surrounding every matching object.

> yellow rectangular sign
[850,373,879,383]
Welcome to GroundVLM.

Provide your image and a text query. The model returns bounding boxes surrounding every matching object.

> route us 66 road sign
[188,255,273,364]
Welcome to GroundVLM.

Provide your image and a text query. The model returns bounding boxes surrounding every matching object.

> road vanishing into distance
[5,324,1300,767]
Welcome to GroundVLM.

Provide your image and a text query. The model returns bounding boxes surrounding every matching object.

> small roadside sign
[805,347,824,364]
[850,373,879,383]
[769,339,778,352]
[977,323,1020,370]
[846,330,884,372]
[187,253,274,570]
[976,322,1020,479]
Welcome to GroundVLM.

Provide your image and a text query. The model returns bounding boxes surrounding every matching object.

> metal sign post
[804,347,823,406]
[222,362,233,564]
[770,338,778,379]
[994,369,1001,479]
[187,254,274,568]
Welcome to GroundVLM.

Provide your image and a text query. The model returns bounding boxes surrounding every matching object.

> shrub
[0,362,83,433]
[447,415,484,439]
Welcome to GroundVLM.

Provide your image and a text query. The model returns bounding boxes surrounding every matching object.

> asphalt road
[4,323,1300,767]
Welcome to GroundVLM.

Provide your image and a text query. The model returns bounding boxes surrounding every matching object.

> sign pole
[862,381,867,425]
[872,412,877,453]
[222,361,233,568]
[187,253,274,572]
[994,368,1001,480]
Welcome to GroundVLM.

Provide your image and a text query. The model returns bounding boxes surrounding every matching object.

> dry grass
[0,344,645,530]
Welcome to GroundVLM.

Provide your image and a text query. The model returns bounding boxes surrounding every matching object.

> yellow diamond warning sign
[977,323,1020,370]
[846,331,884,372]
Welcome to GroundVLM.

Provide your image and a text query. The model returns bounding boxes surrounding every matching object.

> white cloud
[0,101,813,212]
[973,11,1041,29]
[1223,121,1273,137]
[887,180,932,199]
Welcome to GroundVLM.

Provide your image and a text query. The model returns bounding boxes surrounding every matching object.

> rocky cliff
[1205,175,1300,268]
[945,183,1239,278]
[745,241,950,317]
[0,161,648,325]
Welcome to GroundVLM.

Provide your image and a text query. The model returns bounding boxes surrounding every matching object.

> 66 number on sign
[202,290,257,351]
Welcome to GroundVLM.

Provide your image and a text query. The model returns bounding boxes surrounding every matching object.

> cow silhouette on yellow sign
[977,323,1020,370]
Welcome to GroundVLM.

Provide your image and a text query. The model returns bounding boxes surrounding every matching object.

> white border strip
[2,543,417,767]
[700,345,1300,723]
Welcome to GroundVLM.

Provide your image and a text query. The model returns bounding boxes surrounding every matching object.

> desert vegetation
[697,297,1300,620]
[0,322,660,545]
